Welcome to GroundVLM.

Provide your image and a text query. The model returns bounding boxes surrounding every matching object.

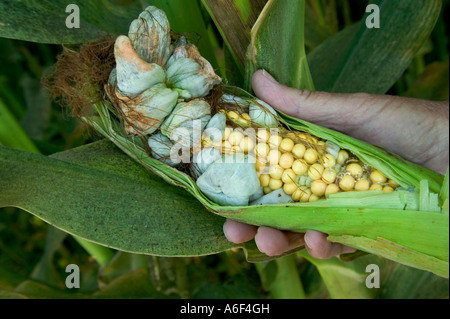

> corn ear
[84,88,449,278]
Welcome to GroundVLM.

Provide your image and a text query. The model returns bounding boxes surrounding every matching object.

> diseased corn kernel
[268,149,281,165]
[370,170,387,184]
[369,183,383,191]
[292,143,306,158]
[259,174,270,187]
[280,138,295,152]
[281,169,296,184]
[308,163,324,180]
[388,179,400,188]
[263,186,272,194]
[322,154,336,168]
[239,136,254,153]
[255,143,270,157]
[227,111,240,121]
[292,159,308,175]
[317,141,326,146]
[339,175,355,191]
[311,180,327,196]
[355,179,370,191]
[337,150,349,165]
[383,186,394,192]
[325,183,340,194]
[228,131,244,146]
[269,165,284,180]
[346,163,363,178]
[322,168,337,184]
[269,178,283,190]
[283,182,298,195]
[223,127,231,141]
[279,152,294,169]
[257,129,270,142]
[304,148,319,164]
[309,194,321,202]
[269,134,283,149]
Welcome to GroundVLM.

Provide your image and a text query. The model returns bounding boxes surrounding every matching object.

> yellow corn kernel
[269,165,284,180]
[263,186,272,194]
[269,178,283,190]
[241,113,251,121]
[309,194,321,202]
[383,186,394,192]
[257,129,270,142]
[239,136,255,153]
[228,131,244,146]
[304,148,319,164]
[322,168,337,184]
[280,138,295,152]
[227,111,240,121]
[370,170,387,184]
[259,174,270,187]
[281,169,296,184]
[355,179,370,191]
[308,163,324,180]
[279,152,294,169]
[322,154,336,168]
[346,163,363,178]
[339,175,355,191]
[369,183,383,191]
[292,143,306,158]
[292,159,308,175]
[299,188,312,202]
[337,150,349,165]
[283,182,298,195]
[269,134,283,149]
[268,149,281,165]
[255,143,270,157]
[388,179,400,189]
[255,157,267,172]
[325,183,340,195]
[223,127,231,141]
[311,180,327,197]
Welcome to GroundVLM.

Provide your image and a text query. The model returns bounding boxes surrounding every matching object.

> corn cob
[74,6,448,277]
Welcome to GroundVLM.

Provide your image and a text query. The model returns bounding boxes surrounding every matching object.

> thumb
[251,69,377,132]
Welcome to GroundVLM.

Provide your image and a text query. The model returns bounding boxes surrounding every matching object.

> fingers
[254,226,305,257]
[304,230,356,259]
[251,69,374,130]
[223,219,258,244]
[224,220,356,259]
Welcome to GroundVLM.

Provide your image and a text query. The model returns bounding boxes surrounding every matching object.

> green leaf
[0,0,141,44]
[307,0,442,93]
[201,0,267,71]
[402,60,449,101]
[299,251,374,299]
[30,226,68,288]
[0,97,40,153]
[0,140,234,257]
[245,0,315,91]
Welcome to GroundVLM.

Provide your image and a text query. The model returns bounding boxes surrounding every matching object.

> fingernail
[304,232,311,250]
[261,69,278,84]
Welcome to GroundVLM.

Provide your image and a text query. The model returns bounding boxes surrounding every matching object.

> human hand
[224,69,449,259]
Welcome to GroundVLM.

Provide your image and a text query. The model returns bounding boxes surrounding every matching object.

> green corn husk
[84,81,449,278]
